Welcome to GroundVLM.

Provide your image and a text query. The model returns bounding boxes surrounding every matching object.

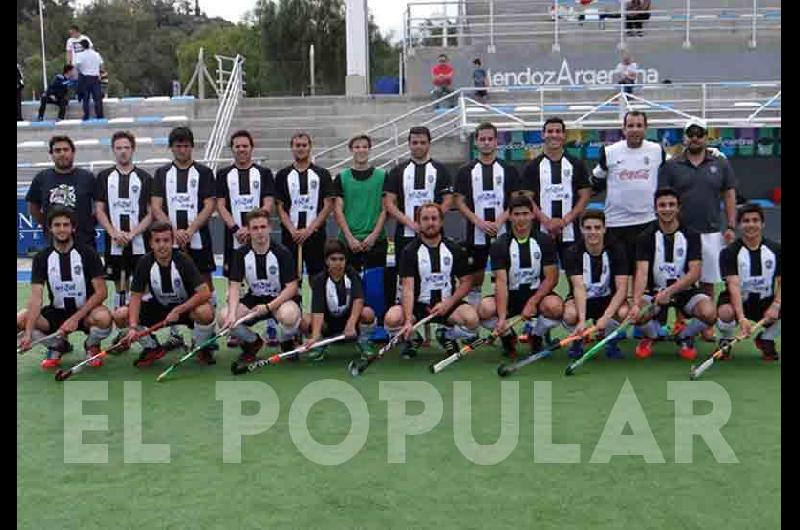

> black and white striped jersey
[274,164,334,232]
[153,162,216,250]
[216,163,275,250]
[131,250,203,306]
[720,238,781,301]
[310,267,364,318]
[520,152,591,243]
[228,243,297,303]
[563,241,630,299]
[94,166,153,256]
[384,159,452,240]
[636,223,702,291]
[31,244,104,311]
[490,231,557,296]
[399,237,470,306]
[454,159,518,246]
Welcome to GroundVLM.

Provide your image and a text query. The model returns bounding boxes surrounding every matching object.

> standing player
[591,111,666,274]
[453,122,518,306]
[274,132,335,278]
[94,131,153,343]
[216,130,275,278]
[629,188,717,361]
[118,221,217,367]
[219,210,301,363]
[716,203,781,360]
[301,240,377,361]
[479,196,562,357]
[383,203,480,359]
[383,126,453,305]
[17,207,112,369]
[519,117,591,266]
[561,210,630,359]
[151,127,217,348]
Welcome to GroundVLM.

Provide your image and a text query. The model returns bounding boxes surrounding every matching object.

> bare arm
[128,292,143,328]
[455,194,488,228]
[150,196,169,224]
[261,196,274,216]
[188,197,216,235]
[632,261,650,304]
[527,265,558,309]
[24,284,44,337]
[173,283,212,317]
[94,200,120,238]
[725,275,747,323]
[307,197,334,234]
[28,202,45,227]
[226,281,241,321]
[723,188,737,229]
[402,276,415,324]
[346,297,365,333]
[444,274,474,309]
[563,188,592,227]
[603,275,630,322]
[266,280,299,313]
[661,261,702,299]
[334,197,358,244]
[310,313,325,341]
[129,211,153,238]
[366,206,388,242]
[384,193,417,231]
[68,277,108,325]
[276,200,298,234]
[216,197,238,230]
[495,270,509,321]
[569,275,588,325]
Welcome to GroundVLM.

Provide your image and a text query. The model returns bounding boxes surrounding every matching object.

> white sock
[231,324,258,343]
[358,320,377,342]
[445,325,477,340]
[637,319,661,339]
[278,319,301,340]
[86,326,112,347]
[679,318,710,339]
[31,329,45,342]
[137,326,158,349]
[466,288,482,307]
[192,322,216,345]
[533,317,559,337]
[481,318,498,331]
[761,320,781,341]
[716,319,737,339]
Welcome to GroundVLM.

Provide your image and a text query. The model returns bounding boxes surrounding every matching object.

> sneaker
[40,349,62,370]
[529,334,545,355]
[133,346,167,368]
[500,330,518,359]
[755,335,780,361]
[717,338,734,361]
[635,338,655,359]
[671,318,687,340]
[162,334,186,352]
[237,337,264,364]
[357,340,377,361]
[435,327,459,357]
[83,341,103,368]
[196,348,216,365]
[568,340,584,360]
[678,337,697,361]
[605,336,624,359]
[400,342,418,360]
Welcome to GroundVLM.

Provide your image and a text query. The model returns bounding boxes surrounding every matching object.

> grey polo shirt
[658,149,736,233]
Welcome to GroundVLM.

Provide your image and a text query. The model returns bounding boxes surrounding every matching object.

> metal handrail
[203,55,244,172]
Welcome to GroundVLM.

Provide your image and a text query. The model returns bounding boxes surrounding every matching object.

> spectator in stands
[66,25,93,65]
[472,58,488,103]
[625,0,651,37]
[431,54,454,108]
[614,52,639,94]
[37,65,77,121]
[17,61,24,122]
[74,39,104,121]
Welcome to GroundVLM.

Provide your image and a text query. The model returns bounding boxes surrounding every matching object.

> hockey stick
[347,314,437,377]
[689,317,769,380]
[497,325,598,377]
[429,316,524,374]
[17,331,63,355]
[231,334,347,375]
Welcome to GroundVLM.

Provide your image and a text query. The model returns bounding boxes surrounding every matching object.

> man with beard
[26,136,97,248]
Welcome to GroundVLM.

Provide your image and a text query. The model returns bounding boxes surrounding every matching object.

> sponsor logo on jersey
[618,169,650,181]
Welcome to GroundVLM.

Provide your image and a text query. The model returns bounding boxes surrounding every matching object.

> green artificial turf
[17,279,780,529]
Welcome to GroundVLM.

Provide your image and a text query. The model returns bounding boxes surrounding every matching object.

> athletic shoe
[677,337,697,361]
[196,347,216,365]
[435,327,459,357]
[110,331,129,354]
[357,341,377,361]
[40,349,62,370]
[83,341,103,368]
[605,336,625,359]
[281,339,299,361]
[529,334,545,355]
[400,342,418,360]
[162,334,186,352]
[133,346,167,368]
[755,335,780,361]
[717,338,734,360]
[671,318,687,341]
[237,337,264,364]
[500,330,518,359]
[634,338,655,359]
[568,340,584,360]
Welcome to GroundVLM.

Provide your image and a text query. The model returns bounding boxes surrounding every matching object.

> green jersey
[335,167,387,241]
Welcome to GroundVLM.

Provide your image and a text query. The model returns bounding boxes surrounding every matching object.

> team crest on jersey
[766,259,773,269]
[269,265,278,275]
[131,184,139,193]
[175,279,181,287]
[564,167,572,178]
[676,248,684,257]
[73,264,82,276]
[427,175,435,184]
[443,256,451,267]
[534,251,541,259]
[643,156,650,166]
[495,176,502,186]
[190,178,198,188]
[49,184,77,208]
[710,166,718,174]
[253,180,260,189]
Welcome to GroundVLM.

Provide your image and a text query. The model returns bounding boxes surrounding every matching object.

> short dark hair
[149,221,173,236]
[438,54,448,60]
[737,202,765,223]
[509,195,534,212]
[49,135,75,153]
[348,134,372,149]
[168,127,194,147]
[69,24,80,32]
[415,202,444,222]
[654,187,680,204]
[475,122,497,137]
[111,130,136,149]
[63,64,74,74]
[230,130,254,148]
[473,58,481,66]
[408,126,431,142]
[290,132,312,147]
[244,209,270,225]
[47,206,76,228]
[624,110,648,128]
[581,209,606,226]
[543,117,566,133]
[324,239,348,259]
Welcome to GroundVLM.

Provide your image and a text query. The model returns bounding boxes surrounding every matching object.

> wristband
[229,224,241,235]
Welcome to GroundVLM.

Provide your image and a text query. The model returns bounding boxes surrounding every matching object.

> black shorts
[462,243,491,274]
[323,315,350,336]
[607,221,654,272]
[41,305,91,334]
[140,299,195,328]
[239,293,281,326]
[566,295,614,321]
[103,253,144,282]
[717,291,780,322]
[282,229,326,277]
[184,247,216,274]
[507,290,562,317]
[646,288,709,322]
[412,300,466,325]
[347,238,388,272]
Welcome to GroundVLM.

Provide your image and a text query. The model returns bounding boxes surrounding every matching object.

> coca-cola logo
[618,169,650,181]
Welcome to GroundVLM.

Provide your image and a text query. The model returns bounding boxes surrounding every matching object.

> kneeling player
[17,206,113,369]
[716,203,781,360]
[629,188,717,361]
[301,239,376,361]
[479,195,562,357]
[561,210,630,359]
[117,221,216,367]
[384,203,480,358]
[219,209,301,363]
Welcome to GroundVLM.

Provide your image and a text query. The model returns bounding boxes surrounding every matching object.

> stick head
[497,364,511,377]
[230,361,249,376]
[346,360,362,377]
[689,365,697,381]
[54,369,70,382]
[155,372,168,383]
[428,363,437,374]
[564,365,575,376]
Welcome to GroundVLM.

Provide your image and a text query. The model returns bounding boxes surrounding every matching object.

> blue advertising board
[17,198,105,256]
